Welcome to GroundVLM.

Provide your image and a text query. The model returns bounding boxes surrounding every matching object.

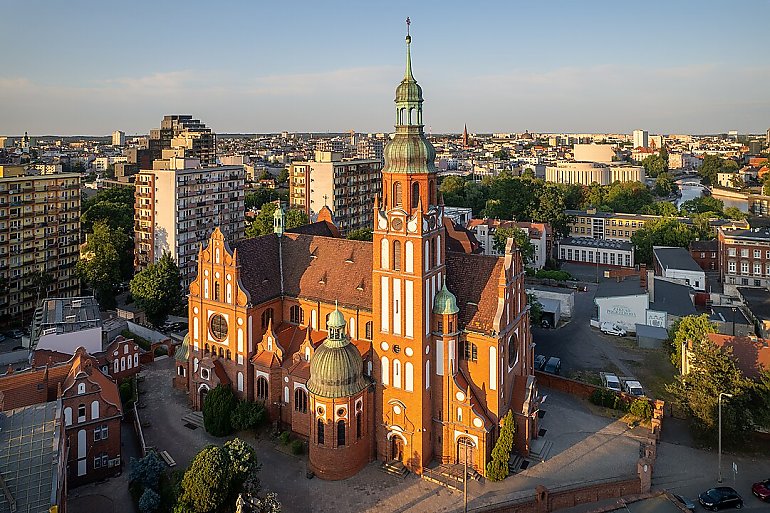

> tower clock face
[391,218,403,231]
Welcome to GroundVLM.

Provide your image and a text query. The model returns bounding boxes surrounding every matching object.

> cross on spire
[323,194,328,206]
[406,17,410,36]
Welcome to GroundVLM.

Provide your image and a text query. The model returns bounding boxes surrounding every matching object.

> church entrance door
[390,436,404,462]
[199,386,209,409]
[457,437,476,469]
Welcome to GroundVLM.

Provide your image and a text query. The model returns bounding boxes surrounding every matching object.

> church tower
[372,26,445,473]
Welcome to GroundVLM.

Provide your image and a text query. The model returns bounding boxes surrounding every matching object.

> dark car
[543,356,561,375]
[672,493,695,511]
[534,354,546,370]
[7,329,23,339]
[752,479,770,502]
[698,487,743,511]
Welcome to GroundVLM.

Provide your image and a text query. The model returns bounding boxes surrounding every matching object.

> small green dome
[433,283,459,315]
[307,307,368,399]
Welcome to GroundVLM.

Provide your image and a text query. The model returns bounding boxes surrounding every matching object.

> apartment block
[719,227,770,294]
[0,165,81,323]
[467,218,552,268]
[134,157,245,288]
[289,151,382,235]
[545,161,645,186]
[148,115,216,167]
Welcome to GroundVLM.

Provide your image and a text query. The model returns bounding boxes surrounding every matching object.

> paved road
[532,283,641,378]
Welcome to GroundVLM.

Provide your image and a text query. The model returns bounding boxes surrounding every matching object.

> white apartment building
[468,219,551,269]
[134,157,245,288]
[633,129,649,149]
[545,161,645,186]
[112,130,125,147]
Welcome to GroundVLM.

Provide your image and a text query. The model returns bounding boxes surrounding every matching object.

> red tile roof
[446,252,505,335]
[706,333,770,379]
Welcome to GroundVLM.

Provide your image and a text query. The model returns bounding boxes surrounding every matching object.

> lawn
[622,347,676,403]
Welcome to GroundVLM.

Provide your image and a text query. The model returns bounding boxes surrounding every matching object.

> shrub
[290,440,304,455]
[630,399,653,420]
[535,270,572,281]
[138,488,160,513]
[203,385,237,437]
[486,411,516,481]
[154,346,167,356]
[120,381,134,405]
[589,389,617,408]
[230,401,266,432]
[129,452,165,490]
[278,431,291,445]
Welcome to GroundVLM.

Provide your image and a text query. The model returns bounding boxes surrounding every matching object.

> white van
[600,322,627,337]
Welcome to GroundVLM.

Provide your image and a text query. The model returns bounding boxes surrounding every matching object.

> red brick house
[0,347,123,486]
[32,335,144,383]
[689,239,719,273]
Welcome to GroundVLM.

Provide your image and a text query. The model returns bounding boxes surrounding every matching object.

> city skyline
[2,0,769,135]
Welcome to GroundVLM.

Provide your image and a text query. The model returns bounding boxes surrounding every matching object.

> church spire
[405,17,414,81]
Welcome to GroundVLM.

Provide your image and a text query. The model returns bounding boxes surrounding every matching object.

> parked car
[619,377,645,397]
[7,329,23,339]
[534,354,547,371]
[0,334,6,343]
[543,357,561,375]
[600,372,622,393]
[752,478,770,502]
[600,322,627,336]
[672,493,696,511]
[698,487,743,511]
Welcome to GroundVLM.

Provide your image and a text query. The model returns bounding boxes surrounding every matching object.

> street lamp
[718,392,733,483]
[463,438,476,513]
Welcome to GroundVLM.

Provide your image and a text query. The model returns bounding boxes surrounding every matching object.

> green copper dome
[383,33,437,176]
[433,283,459,315]
[307,306,368,399]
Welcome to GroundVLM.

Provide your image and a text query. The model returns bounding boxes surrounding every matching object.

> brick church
[177,31,539,480]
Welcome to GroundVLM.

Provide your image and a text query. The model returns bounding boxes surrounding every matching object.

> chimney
[648,271,655,302]
[640,264,648,290]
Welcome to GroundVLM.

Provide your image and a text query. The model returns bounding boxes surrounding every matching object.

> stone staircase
[181,411,205,430]
[421,464,482,491]
[380,460,409,478]
[529,438,554,462]
[508,454,525,474]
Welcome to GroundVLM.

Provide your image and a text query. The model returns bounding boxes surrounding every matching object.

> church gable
[191,227,251,307]
[445,252,506,335]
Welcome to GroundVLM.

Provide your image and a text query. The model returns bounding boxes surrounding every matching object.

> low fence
[470,474,642,513]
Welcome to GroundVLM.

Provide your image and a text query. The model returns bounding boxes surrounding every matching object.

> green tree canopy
[604,181,654,213]
[641,154,667,178]
[653,173,677,197]
[666,340,753,447]
[698,154,738,185]
[527,293,543,324]
[277,168,289,184]
[668,314,718,367]
[77,221,131,308]
[129,252,182,326]
[176,445,231,513]
[286,208,309,229]
[640,201,678,217]
[486,410,516,481]
[81,200,134,234]
[245,188,275,210]
[679,196,724,217]
[492,227,535,264]
[631,217,706,265]
[203,384,237,436]
[346,228,373,241]
[723,206,748,220]
[246,203,278,238]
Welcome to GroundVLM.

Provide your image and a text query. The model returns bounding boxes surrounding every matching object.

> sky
[2,0,769,136]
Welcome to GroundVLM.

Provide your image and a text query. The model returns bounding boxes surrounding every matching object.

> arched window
[356,412,362,439]
[290,305,304,325]
[294,388,308,414]
[218,347,224,358]
[365,321,373,340]
[393,359,402,389]
[261,308,274,328]
[393,240,402,271]
[226,349,231,360]
[91,401,99,419]
[508,333,518,367]
[381,356,390,386]
[429,180,436,205]
[317,418,325,445]
[204,343,210,354]
[432,237,438,267]
[256,376,269,400]
[214,282,220,301]
[393,182,403,208]
[337,420,346,446]
[411,182,420,208]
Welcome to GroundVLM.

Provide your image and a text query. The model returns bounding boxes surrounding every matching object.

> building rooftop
[595,276,645,299]
[649,279,697,317]
[722,227,770,241]
[689,239,718,252]
[653,247,703,272]
[710,306,752,326]
[30,296,103,350]
[0,401,63,513]
[737,286,770,320]
[559,237,633,251]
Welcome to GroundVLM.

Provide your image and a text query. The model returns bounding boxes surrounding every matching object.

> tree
[641,154,667,178]
[493,149,510,160]
[245,188,274,210]
[750,369,770,430]
[129,252,182,326]
[640,201,678,217]
[78,221,131,309]
[203,384,237,436]
[346,228,373,241]
[492,227,534,264]
[604,181,654,213]
[129,452,165,491]
[138,488,160,513]
[485,410,516,481]
[666,340,752,447]
[223,438,260,489]
[81,185,134,214]
[679,196,724,217]
[277,168,289,184]
[668,314,717,367]
[729,173,745,189]
[246,203,278,238]
[723,206,748,220]
[258,169,271,181]
[176,445,231,513]
[631,218,705,265]
[230,401,266,432]
[286,208,309,229]
[527,293,543,324]
[653,173,677,197]
[698,154,737,186]
[81,200,134,234]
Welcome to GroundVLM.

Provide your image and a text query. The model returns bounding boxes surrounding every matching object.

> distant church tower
[462,124,469,148]
[372,25,445,473]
